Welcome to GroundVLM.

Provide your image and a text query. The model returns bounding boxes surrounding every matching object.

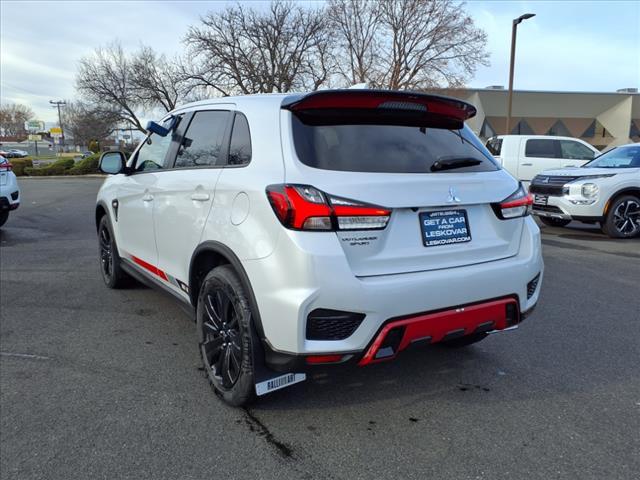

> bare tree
[327,0,381,85]
[183,1,334,96]
[0,103,34,137]
[61,101,120,147]
[330,0,488,90]
[130,46,184,112]
[76,42,146,132]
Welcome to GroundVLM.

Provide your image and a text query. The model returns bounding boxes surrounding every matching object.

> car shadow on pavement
[250,342,527,411]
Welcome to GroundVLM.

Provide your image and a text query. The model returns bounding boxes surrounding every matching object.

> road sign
[28,134,42,141]
[50,127,63,138]
[25,120,45,131]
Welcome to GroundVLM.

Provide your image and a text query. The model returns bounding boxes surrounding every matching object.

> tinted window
[525,139,558,158]
[175,111,228,168]
[559,140,595,160]
[134,134,173,172]
[291,117,498,173]
[228,113,252,166]
[486,138,502,156]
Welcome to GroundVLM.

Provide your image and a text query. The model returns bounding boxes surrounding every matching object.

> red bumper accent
[358,297,519,366]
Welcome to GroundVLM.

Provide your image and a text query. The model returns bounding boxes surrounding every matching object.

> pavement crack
[0,352,52,361]
[242,407,294,459]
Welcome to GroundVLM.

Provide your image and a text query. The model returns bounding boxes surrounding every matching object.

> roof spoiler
[282,89,476,127]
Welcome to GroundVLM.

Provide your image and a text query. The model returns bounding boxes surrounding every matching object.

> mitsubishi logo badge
[447,186,461,203]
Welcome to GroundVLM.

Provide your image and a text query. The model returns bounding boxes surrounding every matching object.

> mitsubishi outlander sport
[96,90,543,406]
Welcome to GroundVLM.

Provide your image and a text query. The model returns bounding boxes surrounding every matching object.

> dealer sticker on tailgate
[419,209,472,247]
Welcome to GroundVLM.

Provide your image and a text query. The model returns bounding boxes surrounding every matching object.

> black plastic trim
[120,259,195,317]
[189,241,266,341]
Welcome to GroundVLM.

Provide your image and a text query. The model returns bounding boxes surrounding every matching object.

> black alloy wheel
[201,287,244,389]
[98,215,129,288]
[197,265,256,406]
[603,195,640,238]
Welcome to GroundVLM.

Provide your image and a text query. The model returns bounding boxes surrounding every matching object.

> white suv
[0,155,20,227]
[530,143,640,238]
[96,90,543,406]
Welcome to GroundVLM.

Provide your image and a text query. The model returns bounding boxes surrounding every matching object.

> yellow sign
[28,134,42,141]
[50,127,62,134]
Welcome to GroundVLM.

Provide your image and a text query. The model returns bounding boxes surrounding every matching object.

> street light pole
[49,100,67,150]
[506,13,535,135]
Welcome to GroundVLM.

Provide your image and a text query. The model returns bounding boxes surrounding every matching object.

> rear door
[154,109,232,292]
[281,92,522,277]
[518,138,562,182]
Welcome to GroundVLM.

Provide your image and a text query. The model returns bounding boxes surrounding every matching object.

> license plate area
[533,194,548,206]
[419,209,471,247]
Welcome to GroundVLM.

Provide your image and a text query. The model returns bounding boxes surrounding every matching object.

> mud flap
[251,325,306,396]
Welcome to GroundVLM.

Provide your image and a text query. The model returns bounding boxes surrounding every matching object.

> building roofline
[457,88,639,96]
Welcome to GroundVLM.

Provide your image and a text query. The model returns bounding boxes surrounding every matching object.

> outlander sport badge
[447,186,461,203]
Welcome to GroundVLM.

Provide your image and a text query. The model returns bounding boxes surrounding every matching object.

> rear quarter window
[291,117,498,174]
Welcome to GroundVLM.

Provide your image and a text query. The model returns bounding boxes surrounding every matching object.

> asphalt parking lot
[1,178,639,480]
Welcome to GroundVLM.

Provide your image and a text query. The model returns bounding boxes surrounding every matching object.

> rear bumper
[0,194,20,211]
[358,296,519,366]
[244,216,543,359]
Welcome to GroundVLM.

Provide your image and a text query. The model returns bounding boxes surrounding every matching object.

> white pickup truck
[485,135,600,185]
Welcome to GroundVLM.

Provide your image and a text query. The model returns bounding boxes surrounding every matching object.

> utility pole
[49,100,67,150]
[506,13,535,135]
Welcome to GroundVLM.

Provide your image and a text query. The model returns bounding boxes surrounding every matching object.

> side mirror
[99,151,126,174]
[146,116,178,137]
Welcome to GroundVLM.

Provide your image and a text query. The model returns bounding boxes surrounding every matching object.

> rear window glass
[291,116,498,174]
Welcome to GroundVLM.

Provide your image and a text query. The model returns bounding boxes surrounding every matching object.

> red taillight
[266,184,391,231]
[492,183,533,219]
[0,162,13,171]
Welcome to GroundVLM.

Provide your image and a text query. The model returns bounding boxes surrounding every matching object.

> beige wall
[435,89,639,149]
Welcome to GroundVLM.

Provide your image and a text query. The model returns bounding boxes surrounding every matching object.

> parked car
[8,149,29,158]
[530,143,640,238]
[486,135,599,184]
[0,155,20,227]
[95,90,543,406]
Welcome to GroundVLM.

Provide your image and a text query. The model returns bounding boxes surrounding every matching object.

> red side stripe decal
[131,255,169,281]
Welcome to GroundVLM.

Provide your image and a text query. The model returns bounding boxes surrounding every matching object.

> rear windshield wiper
[431,157,482,172]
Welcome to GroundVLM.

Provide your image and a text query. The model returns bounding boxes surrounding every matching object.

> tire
[602,195,640,238]
[440,332,488,348]
[197,265,256,407]
[98,215,130,288]
[0,211,8,227]
[539,216,571,228]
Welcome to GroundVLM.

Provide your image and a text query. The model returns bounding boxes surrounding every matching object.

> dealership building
[435,87,639,150]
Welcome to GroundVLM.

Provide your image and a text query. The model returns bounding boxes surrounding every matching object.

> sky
[1,0,639,123]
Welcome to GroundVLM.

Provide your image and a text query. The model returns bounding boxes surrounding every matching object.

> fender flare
[604,187,640,216]
[189,241,266,341]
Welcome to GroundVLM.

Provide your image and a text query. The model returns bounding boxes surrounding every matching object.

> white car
[95,90,543,406]
[0,155,20,227]
[486,135,599,184]
[530,143,640,238]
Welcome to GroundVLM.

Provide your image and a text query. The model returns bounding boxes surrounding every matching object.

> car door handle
[191,193,210,202]
[142,193,154,202]
[520,162,533,166]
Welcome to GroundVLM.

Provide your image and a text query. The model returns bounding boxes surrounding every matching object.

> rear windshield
[291,116,499,174]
